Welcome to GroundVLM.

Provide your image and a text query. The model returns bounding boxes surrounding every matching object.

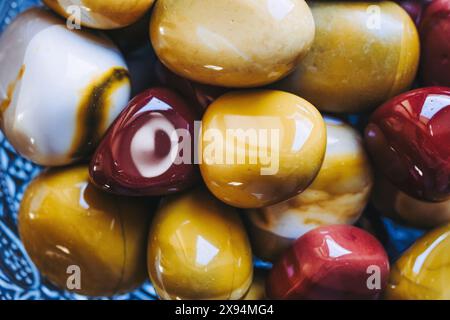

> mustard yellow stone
[385,223,450,300]
[274,1,420,113]
[18,165,152,297]
[199,90,327,209]
[147,188,253,300]
[247,118,373,261]
[373,177,450,229]
[150,0,315,88]
[43,0,155,29]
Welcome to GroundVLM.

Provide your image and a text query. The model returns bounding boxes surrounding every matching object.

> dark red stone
[90,87,200,196]
[365,87,450,202]
[266,225,389,300]
[156,61,227,115]
[420,0,450,86]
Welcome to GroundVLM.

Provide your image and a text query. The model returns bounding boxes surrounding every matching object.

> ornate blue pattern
[0,0,40,33]
[0,0,423,301]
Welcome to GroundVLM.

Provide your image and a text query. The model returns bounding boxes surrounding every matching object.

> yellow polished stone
[150,0,315,88]
[373,177,450,229]
[247,118,373,261]
[147,188,253,300]
[18,165,152,297]
[43,0,155,29]
[385,223,450,300]
[274,1,419,113]
[199,90,327,209]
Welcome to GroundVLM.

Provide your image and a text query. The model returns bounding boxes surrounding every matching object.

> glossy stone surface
[247,117,373,261]
[373,176,450,229]
[365,87,450,202]
[90,87,199,197]
[199,90,327,209]
[147,188,253,300]
[274,1,419,113]
[43,0,155,29]
[18,165,153,297]
[266,225,390,300]
[156,61,227,114]
[420,0,450,87]
[0,8,130,166]
[150,0,315,88]
[385,223,450,300]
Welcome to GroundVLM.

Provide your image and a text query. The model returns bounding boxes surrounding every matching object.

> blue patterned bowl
[0,0,425,301]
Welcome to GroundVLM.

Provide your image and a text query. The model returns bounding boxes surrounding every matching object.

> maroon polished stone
[90,87,200,196]
[420,0,450,87]
[365,87,450,202]
[266,225,389,300]
[156,61,227,115]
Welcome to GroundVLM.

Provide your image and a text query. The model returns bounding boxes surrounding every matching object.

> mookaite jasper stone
[150,0,315,88]
[274,1,419,113]
[18,166,153,297]
[372,176,450,228]
[247,117,373,262]
[385,223,450,300]
[199,90,327,209]
[266,225,390,300]
[365,87,450,202]
[90,88,199,197]
[420,0,450,87]
[147,188,253,300]
[0,8,130,166]
[43,0,155,29]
